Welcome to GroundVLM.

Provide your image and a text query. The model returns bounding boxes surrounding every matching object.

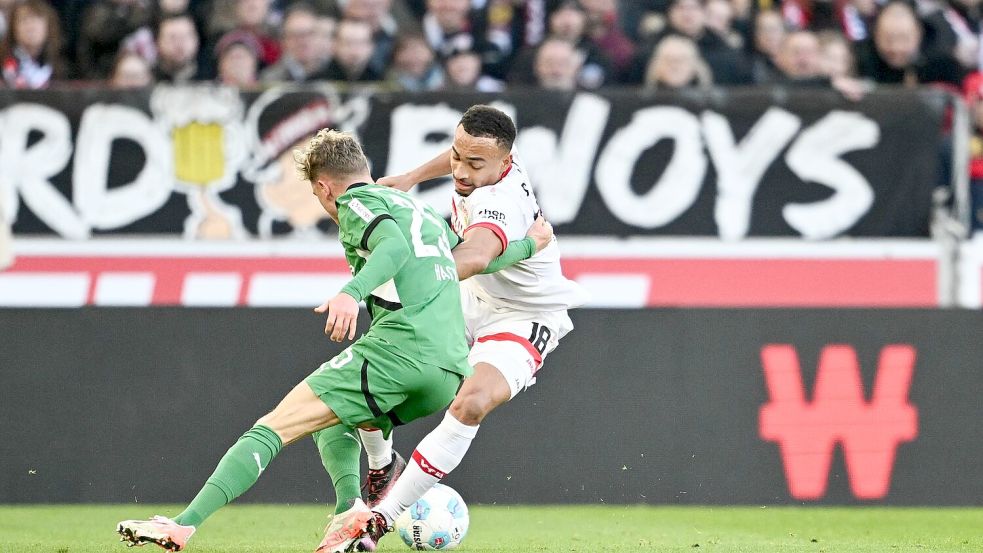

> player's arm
[452,226,503,280]
[478,215,553,276]
[316,217,410,342]
[376,148,452,192]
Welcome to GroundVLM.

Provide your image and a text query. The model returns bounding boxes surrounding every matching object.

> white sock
[358,429,394,470]
[373,412,478,526]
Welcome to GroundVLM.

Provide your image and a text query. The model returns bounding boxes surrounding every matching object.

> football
[394,483,469,550]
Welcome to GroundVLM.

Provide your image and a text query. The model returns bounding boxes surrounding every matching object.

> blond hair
[644,35,713,91]
[294,128,369,182]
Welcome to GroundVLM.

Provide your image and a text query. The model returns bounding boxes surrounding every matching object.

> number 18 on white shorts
[460,286,573,398]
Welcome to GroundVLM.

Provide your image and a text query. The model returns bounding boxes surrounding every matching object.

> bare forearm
[454,248,491,280]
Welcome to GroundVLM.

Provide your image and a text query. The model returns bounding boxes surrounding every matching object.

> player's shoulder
[338,184,393,225]
[473,168,529,203]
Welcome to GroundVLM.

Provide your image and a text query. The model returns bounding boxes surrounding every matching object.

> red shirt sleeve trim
[464,222,507,253]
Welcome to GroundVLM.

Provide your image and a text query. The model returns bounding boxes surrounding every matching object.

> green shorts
[305,336,463,437]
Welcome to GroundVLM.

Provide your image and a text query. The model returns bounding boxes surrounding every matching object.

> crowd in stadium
[1,0,982,228]
[0,0,976,93]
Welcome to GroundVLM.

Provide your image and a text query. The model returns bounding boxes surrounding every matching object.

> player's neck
[340,175,374,192]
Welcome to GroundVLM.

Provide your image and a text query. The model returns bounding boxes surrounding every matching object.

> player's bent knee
[449,389,498,425]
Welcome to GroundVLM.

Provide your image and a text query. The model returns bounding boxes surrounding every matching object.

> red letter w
[759,344,918,500]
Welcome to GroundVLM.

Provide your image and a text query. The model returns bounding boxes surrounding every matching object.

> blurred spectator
[482,0,539,63]
[152,12,204,82]
[950,0,982,69]
[629,0,751,85]
[215,29,260,87]
[261,4,329,82]
[533,37,582,90]
[441,43,504,91]
[200,0,278,81]
[77,0,153,79]
[838,0,878,42]
[230,0,280,66]
[776,29,870,98]
[619,0,670,42]
[109,50,153,87]
[0,0,65,88]
[0,0,13,42]
[422,0,475,52]
[313,15,337,67]
[856,1,965,86]
[509,0,614,89]
[964,71,983,230]
[157,0,190,18]
[775,29,823,80]
[580,0,634,74]
[644,34,712,89]
[387,32,443,90]
[313,18,382,81]
[551,0,613,88]
[750,9,785,83]
[818,30,856,79]
[340,0,400,75]
[705,0,742,49]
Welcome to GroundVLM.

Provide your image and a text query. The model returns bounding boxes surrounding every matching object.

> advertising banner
[1,308,980,505]
[0,87,949,240]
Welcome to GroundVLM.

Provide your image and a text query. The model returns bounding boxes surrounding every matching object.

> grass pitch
[0,504,980,553]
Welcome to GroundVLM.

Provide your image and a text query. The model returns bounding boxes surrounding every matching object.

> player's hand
[314,293,359,342]
[376,173,416,192]
[526,215,553,252]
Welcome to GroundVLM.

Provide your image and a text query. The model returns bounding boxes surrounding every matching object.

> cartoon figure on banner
[151,85,249,239]
[242,84,369,238]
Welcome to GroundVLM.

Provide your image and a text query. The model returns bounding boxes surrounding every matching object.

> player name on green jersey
[336,183,471,378]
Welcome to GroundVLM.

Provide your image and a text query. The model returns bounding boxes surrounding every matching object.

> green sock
[313,425,363,514]
[174,424,282,527]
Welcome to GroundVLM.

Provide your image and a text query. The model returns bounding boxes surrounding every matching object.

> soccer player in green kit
[116,129,550,553]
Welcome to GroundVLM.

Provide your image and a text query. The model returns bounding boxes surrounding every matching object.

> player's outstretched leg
[358,429,406,507]
[362,363,508,548]
[314,424,364,514]
[118,381,338,550]
[117,424,282,551]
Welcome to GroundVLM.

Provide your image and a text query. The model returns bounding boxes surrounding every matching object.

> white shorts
[460,285,574,398]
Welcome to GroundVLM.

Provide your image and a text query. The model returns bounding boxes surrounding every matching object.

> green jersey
[336,183,471,377]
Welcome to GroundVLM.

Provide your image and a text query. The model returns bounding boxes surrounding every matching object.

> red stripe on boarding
[464,222,508,253]
[412,450,447,479]
[560,258,937,307]
[476,332,543,367]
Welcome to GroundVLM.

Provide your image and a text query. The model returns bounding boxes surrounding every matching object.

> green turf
[0,505,980,553]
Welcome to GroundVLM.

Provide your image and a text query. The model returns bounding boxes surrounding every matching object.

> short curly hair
[460,105,516,151]
[294,129,369,182]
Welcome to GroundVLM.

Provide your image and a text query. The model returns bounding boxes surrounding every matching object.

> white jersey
[450,152,588,312]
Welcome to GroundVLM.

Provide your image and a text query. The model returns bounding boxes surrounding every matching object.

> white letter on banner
[783,111,878,239]
[74,104,172,229]
[0,104,87,238]
[702,107,801,240]
[385,103,460,217]
[516,93,610,224]
[594,106,706,228]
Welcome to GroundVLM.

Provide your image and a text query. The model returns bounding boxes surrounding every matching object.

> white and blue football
[394,483,469,550]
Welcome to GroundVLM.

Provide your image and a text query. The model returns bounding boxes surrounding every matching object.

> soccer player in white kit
[351,105,589,549]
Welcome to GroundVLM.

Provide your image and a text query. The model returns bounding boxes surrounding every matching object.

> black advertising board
[1,308,981,505]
